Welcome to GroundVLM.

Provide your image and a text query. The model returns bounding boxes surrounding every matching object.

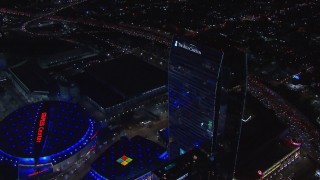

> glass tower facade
[168,37,247,179]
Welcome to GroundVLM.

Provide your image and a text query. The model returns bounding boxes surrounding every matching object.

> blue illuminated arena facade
[0,101,98,179]
[168,37,247,179]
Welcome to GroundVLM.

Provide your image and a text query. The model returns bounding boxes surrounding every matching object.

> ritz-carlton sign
[36,112,47,143]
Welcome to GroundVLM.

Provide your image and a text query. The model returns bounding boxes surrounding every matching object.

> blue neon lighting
[293,74,300,80]
[180,148,186,155]
[158,151,168,160]
[0,101,98,166]
[89,170,108,180]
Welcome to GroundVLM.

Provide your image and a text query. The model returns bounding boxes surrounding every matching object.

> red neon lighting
[36,112,47,143]
[28,169,48,177]
[89,143,97,152]
[290,139,302,146]
[91,131,99,140]
[258,170,263,176]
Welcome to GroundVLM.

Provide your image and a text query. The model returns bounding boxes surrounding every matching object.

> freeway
[248,76,320,163]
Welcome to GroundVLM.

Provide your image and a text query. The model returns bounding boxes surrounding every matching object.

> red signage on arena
[36,112,47,143]
[28,169,48,177]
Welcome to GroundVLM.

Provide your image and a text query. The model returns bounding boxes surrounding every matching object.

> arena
[0,101,98,179]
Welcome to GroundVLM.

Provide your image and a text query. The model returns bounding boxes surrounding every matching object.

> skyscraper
[168,37,247,179]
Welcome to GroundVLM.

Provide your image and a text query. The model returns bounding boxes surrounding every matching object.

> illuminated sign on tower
[169,36,247,179]
[174,40,202,54]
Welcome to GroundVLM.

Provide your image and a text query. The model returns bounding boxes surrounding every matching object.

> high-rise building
[168,37,247,179]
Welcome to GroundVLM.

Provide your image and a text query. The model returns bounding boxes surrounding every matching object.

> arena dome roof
[0,101,97,166]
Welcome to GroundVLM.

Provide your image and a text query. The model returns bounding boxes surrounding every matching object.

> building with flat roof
[86,136,167,180]
[168,37,247,179]
[236,136,300,180]
[9,60,54,97]
[37,48,98,69]
[68,55,167,115]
